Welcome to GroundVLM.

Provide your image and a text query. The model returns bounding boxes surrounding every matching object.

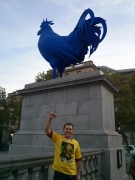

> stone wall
[9,70,128,180]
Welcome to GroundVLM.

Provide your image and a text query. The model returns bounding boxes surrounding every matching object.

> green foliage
[0,101,10,131]
[0,87,6,106]
[35,70,59,82]
[7,94,23,127]
[0,90,23,132]
[35,70,52,82]
[107,72,135,126]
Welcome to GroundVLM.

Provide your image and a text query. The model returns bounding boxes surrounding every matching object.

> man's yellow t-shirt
[50,131,82,175]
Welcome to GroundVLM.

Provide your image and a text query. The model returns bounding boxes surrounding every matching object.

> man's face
[64,144,73,157]
[63,125,74,139]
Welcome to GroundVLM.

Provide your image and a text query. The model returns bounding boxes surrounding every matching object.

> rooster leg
[57,66,65,78]
[52,67,56,79]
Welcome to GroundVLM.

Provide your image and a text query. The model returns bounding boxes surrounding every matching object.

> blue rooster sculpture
[37,8,107,79]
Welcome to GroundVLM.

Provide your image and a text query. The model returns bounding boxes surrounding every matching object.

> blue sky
[0,0,135,94]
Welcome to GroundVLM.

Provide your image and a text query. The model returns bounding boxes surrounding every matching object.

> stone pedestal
[9,70,128,180]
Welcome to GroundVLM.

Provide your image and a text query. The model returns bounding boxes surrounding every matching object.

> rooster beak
[37,29,42,36]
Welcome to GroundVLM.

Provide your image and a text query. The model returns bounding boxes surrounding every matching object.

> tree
[107,72,135,126]
[0,86,6,106]
[106,72,135,153]
[35,70,52,82]
[0,101,10,132]
[0,90,23,132]
[7,94,23,128]
[35,70,59,82]
[0,87,9,131]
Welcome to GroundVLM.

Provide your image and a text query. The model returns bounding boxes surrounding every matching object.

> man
[44,112,82,180]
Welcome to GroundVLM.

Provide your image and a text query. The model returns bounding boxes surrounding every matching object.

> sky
[0,0,135,95]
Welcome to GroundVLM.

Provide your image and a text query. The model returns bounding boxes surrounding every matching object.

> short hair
[63,123,74,130]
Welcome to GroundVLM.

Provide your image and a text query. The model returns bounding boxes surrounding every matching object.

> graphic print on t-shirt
[60,141,74,163]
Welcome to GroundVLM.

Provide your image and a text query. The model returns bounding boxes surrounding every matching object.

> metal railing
[0,150,104,180]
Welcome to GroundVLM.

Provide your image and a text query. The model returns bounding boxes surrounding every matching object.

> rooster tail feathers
[94,26,101,37]
[89,18,107,56]
[74,8,95,30]
[70,8,107,57]
[93,17,107,42]
[90,35,100,56]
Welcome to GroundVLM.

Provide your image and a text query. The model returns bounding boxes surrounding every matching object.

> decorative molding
[17,70,119,95]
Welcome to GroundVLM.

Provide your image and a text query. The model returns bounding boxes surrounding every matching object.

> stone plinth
[9,70,128,180]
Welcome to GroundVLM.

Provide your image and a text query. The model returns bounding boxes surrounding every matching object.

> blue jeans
[53,170,77,180]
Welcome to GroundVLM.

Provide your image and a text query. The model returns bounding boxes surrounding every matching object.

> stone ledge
[14,130,121,136]
[17,70,119,95]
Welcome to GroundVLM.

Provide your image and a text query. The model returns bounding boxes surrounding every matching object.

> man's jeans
[53,170,77,180]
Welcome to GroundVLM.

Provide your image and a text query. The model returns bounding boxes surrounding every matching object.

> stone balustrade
[0,150,104,180]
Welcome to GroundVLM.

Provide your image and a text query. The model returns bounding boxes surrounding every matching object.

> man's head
[63,123,74,130]
[63,123,74,140]
[63,143,73,157]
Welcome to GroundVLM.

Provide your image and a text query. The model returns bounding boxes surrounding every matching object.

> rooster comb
[40,18,54,28]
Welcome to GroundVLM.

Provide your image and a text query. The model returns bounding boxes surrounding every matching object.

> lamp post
[116,122,130,153]
[10,133,13,143]
[117,126,121,134]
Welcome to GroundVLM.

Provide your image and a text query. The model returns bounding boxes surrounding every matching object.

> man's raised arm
[44,112,56,135]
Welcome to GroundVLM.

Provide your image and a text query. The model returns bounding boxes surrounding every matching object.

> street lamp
[117,126,121,133]
[10,133,14,143]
